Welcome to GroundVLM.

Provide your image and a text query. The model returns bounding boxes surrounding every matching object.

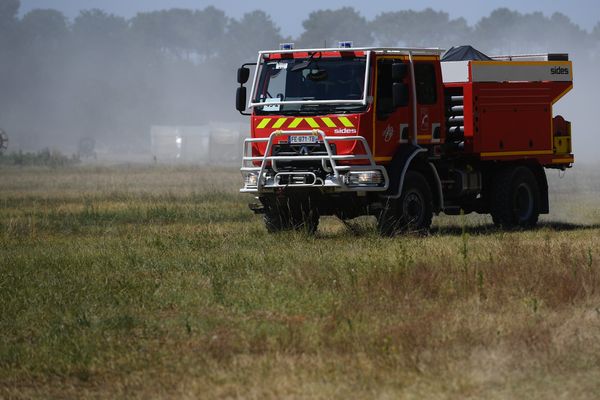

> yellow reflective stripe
[480,150,553,157]
[552,83,573,105]
[321,117,337,128]
[338,116,354,127]
[257,118,271,129]
[288,118,303,128]
[552,157,574,163]
[272,117,287,129]
[305,118,320,128]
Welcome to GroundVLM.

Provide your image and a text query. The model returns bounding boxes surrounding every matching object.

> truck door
[414,61,443,145]
[374,58,412,160]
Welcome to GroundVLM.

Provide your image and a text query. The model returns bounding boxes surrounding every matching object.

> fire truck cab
[236,44,573,235]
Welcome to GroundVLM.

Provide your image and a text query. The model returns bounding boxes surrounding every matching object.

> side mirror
[393,82,409,108]
[236,86,247,112]
[391,63,408,82]
[377,98,394,116]
[237,67,250,84]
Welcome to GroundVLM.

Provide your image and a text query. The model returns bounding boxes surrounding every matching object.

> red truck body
[236,46,573,234]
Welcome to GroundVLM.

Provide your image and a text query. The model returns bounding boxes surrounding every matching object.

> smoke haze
[0,1,598,161]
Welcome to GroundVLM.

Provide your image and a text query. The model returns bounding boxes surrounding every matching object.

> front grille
[272,142,336,157]
[271,142,336,171]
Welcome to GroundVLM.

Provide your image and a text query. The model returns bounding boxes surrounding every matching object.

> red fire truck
[235,44,573,235]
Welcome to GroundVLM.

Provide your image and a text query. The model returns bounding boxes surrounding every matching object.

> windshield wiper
[299,103,362,114]
[290,51,322,72]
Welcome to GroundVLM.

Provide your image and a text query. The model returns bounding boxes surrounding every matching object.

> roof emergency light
[338,41,353,48]
[280,43,294,50]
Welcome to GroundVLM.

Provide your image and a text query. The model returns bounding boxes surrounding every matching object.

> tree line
[0,0,598,152]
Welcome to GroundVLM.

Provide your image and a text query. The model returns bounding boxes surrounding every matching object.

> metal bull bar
[240,129,389,193]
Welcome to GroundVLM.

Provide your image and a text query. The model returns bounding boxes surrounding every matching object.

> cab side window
[376,59,405,118]
[376,61,393,117]
[414,63,437,104]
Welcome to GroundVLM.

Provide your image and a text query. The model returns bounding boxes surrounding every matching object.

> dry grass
[1,164,599,399]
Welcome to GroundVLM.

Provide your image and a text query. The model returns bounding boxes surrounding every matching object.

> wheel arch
[385,145,443,213]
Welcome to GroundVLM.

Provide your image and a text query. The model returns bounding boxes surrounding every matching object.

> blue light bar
[280,43,294,50]
[338,41,353,48]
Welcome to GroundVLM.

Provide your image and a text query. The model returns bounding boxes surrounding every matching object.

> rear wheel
[491,166,540,229]
[377,170,433,236]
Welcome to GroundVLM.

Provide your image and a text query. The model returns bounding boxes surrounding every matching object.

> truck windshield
[252,56,367,114]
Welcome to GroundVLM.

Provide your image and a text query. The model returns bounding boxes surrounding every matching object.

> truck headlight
[243,172,258,186]
[345,171,384,186]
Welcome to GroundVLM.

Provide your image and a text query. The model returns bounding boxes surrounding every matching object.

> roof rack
[260,47,445,56]
[490,53,569,61]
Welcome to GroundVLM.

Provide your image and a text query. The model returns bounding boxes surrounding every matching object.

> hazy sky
[19,0,600,37]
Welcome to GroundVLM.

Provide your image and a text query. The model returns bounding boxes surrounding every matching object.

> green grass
[1,165,599,399]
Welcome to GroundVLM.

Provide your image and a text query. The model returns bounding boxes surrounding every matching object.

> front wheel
[377,170,433,236]
[262,197,319,234]
[263,207,292,233]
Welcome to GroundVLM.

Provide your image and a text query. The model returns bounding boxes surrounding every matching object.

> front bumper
[240,129,389,194]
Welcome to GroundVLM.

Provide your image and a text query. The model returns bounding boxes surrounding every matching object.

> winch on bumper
[240,129,389,193]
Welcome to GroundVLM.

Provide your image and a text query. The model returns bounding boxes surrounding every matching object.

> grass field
[1,164,599,399]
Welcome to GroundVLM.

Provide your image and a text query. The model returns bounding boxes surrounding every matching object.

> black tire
[263,197,319,234]
[264,208,292,233]
[377,170,433,236]
[290,207,319,234]
[491,166,540,229]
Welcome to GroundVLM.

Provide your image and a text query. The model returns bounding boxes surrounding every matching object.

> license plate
[289,135,318,144]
